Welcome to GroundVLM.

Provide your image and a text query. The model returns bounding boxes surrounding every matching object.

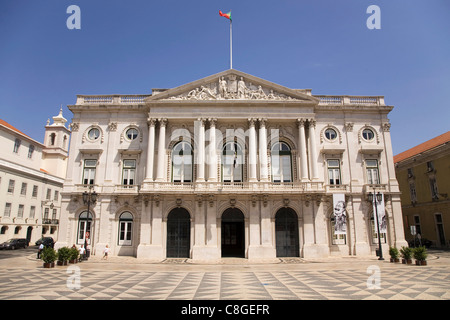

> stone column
[145,118,156,182]
[297,119,308,181]
[196,118,205,182]
[308,119,319,180]
[208,118,217,182]
[155,118,167,182]
[248,118,258,182]
[258,118,268,182]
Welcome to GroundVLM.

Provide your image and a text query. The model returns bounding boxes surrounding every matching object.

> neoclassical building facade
[57,69,407,260]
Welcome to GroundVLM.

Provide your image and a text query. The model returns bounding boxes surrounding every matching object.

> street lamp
[368,190,384,260]
[82,186,97,259]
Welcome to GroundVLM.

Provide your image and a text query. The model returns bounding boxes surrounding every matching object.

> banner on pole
[333,194,347,235]
[373,193,387,233]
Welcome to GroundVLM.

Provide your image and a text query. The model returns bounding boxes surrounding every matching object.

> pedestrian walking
[102,245,110,260]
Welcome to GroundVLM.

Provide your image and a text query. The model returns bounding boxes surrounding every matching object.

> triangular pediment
[146,69,319,103]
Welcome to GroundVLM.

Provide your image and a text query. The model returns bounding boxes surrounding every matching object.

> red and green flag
[219,10,232,22]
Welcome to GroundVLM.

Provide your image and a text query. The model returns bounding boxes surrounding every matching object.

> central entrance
[221,208,245,258]
[166,208,191,258]
[275,207,300,257]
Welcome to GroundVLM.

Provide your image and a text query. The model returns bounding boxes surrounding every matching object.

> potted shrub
[57,247,70,266]
[400,246,413,264]
[41,247,57,268]
[389,246,400,263]
[69,247,79,264]
[413,246,428,266]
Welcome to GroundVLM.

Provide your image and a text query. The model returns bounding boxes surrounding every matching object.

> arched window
[271,142,292,183]
[77,211,93,245]
[222,141,243,183]
[50,133,56,145]
[118,212,133,246]
[172,141,193,183]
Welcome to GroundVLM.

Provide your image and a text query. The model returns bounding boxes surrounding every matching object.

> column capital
[297,118,306,127]
[147,118,156,126]
[158,118,167,127]
[308,119,316,128]
[248,118,256,127]
[258,118,267,127]
[208,118,217,127]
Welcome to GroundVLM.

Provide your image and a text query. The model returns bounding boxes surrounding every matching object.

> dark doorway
[26,226,33,244]
[166,208,191,258]
[275,207,300,257]
[221,208,245,258]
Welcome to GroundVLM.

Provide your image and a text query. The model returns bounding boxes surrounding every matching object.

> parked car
[35,237,55,248]
[0,238,29,250]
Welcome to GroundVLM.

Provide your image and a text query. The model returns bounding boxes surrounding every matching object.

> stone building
[394,131,450,248]
[57,69,407,260]
[0,109,70,244]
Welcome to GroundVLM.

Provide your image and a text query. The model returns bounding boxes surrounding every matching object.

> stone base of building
[192,246,221,260]
[247,245,277,260]
[137,244,164,259]
[302,243,330,259]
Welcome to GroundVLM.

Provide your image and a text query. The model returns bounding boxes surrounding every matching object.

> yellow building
[394,131,450,248]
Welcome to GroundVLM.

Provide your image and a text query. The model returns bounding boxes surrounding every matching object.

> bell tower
[41,107,71,178]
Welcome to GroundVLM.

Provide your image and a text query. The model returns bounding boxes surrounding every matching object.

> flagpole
[230,20,233,69]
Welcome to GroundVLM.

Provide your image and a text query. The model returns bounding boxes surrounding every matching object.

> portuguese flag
[219,10,232,21]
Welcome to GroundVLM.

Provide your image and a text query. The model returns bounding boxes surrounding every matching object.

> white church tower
[41,107,70,178]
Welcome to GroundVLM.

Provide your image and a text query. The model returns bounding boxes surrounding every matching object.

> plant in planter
[69,247,79,264]
[41,247,57,268]
[389,246,400,262]
[400,246,413,264]
[413,246,428,265]
[57,247,71,266]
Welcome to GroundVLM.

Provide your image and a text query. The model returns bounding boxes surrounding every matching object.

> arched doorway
[166,208,191,258]
[221,208,245,258]
[275,207,300,257]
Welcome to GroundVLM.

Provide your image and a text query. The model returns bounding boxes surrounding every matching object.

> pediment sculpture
[168,75,299,101]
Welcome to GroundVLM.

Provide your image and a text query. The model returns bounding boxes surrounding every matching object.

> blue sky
[1,0,449,155]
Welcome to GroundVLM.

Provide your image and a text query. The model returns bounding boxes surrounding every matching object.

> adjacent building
[57,69,407,260]
[394,131,450,248]
[0,109,70,244]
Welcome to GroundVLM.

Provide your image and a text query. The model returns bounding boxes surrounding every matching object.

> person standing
[37,243,44,259]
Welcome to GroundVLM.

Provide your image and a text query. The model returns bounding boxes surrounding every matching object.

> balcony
[42,219,59,225]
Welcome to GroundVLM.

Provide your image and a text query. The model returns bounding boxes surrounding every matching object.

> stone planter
[416,260,427,266]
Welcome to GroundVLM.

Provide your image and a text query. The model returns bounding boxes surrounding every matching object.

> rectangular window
[83,160,97,185]
[52,209,57,220]
[46,188,51,200]
[44,208,49,220]
[28,145,35,158]
[20,183,27,196]
[13,139,21,153]
[327,159,341,185]
[409,182,417,203]
[427,161,434,172]
[429,177,439,200]
[371,219,386,244]
[4,203,12,217]
[18,204,24,218]
[407,168,414,178]
[54,190,59,201]
[119,221,132,245]
[122,160,136,186]
[32,185,38,198]
[30,206,36,219]
[7,180,15,193]
[366,159,380,184]
[414,215,422,235]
